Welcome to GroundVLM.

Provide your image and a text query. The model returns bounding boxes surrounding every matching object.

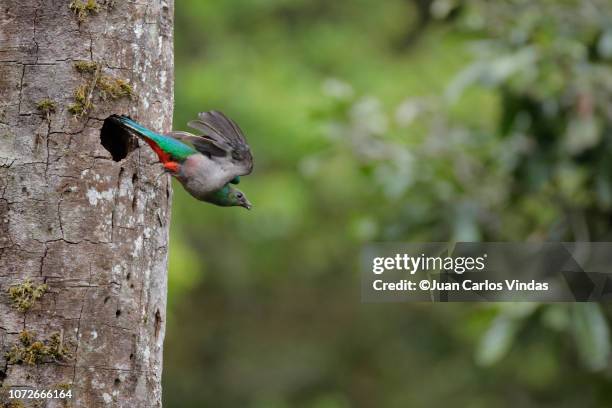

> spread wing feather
[176,111,253,175]
[168,131,227,157]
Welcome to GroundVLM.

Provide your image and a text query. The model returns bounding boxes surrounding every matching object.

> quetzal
[108,111,253,209]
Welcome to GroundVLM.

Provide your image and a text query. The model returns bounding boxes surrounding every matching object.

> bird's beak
[243,200,252,210]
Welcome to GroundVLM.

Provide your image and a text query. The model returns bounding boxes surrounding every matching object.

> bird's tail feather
[108,115,196,163]
[112,115,156,139]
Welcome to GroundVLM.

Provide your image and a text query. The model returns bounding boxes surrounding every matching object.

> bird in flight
[109,111,253,209]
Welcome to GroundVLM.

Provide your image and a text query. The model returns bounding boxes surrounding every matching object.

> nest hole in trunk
[100,115,139,161]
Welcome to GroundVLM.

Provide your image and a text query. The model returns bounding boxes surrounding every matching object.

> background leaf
[572,303,610,371]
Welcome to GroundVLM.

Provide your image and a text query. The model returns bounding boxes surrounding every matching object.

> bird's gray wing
[186,111,253,175]
[168,130,227,158]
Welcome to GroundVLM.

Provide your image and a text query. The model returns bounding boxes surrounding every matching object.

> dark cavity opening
[100,115,138,162]
[154,309,162,338]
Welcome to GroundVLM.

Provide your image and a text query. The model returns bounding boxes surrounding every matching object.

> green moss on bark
[6,331,71,365]
[73,61,98,73]
[69,0,100,22]
[36,99,56,116]
[69,61,133,117]
[7,279,48,312]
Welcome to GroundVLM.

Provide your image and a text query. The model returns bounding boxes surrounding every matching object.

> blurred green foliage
[164,1,612,407]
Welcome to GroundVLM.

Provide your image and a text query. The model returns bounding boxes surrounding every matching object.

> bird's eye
[237,193,243,199]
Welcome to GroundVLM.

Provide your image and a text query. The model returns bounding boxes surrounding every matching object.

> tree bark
[0,1,173,407]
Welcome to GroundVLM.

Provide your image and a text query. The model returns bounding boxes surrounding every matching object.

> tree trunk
[0,1,173,407]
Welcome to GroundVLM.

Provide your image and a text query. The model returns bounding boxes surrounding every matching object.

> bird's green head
[211,184,252,210]
[228,187,252,210]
